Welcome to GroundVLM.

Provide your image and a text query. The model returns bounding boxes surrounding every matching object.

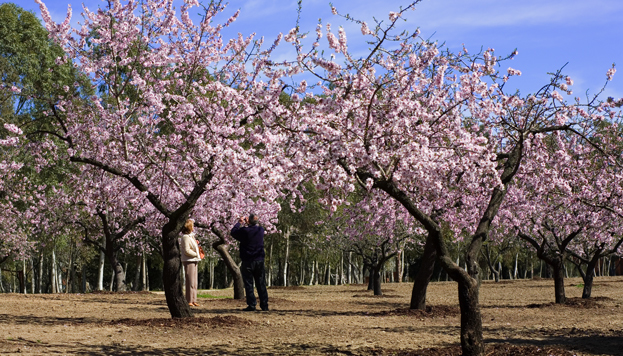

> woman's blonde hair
[182,219,194,234]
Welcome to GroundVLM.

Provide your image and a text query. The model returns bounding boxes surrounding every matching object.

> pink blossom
[551,91,564,102]
[326,32,341,53]
[284,28,297,43]
[360,22,372,35]
[565,76,573,86]
[4,123,23,135]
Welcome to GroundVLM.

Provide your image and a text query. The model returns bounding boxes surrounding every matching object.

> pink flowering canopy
[32,0,299,232]
[500,123,623,258]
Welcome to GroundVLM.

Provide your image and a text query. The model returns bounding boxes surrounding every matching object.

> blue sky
[11,0,623,100]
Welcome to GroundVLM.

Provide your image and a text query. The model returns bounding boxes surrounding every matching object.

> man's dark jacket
[230,223,265,262]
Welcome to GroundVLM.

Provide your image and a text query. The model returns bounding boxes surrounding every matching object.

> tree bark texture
[162,223,192,318]
[552,261,566,304]
[410,233,437,309]
[212,238,245,300]
[372,265,382,296]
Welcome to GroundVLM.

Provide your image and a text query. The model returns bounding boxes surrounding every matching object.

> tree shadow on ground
[369,323,460,337]
[486,334,623,356]
[0,338,579,355]
[0,314,107,326]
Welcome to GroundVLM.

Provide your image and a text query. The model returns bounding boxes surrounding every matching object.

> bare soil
[1,277,622,355]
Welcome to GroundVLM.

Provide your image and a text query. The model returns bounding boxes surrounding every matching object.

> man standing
[230,213,269,311]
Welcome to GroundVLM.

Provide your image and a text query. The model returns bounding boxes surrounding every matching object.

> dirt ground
[1,277,622,355]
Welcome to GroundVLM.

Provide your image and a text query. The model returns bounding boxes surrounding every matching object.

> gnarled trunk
[212,239,245,300]
[581,269,595,299]
[552,260,566,304]
[410,233,436,309]
[162,224,192,318]
[458,277,484,355]
[372,264,382,296]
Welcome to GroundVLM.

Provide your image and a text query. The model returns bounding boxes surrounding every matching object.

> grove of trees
[1,1,621,355]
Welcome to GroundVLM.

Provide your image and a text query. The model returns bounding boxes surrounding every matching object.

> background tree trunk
[37,252,43,294]
[347,252,352,284]
[133,254,142,291]
[267,241,273,287]
[97,235,105,291]
[283,229,290,287]
[51,249,58,293]
[395,250,402,284]
[30,258,35,294]
[372,265,382,296]
[309,260,316,286]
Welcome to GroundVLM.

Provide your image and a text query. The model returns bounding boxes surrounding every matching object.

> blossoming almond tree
[33,0,293,317]
[276,3,620,354]
[65,167,155,292]
[503,123,623,302]
[330,192,416,295]
[0,123,33,264]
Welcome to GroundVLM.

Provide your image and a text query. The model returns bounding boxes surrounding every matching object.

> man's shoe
[242,306,256,311]
[261,307,269,311]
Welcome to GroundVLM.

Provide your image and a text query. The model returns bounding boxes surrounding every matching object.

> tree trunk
[283,229,290,287]
[68,250,76,293]
[161,222,192,318]
[51,249,58,293]
[309,260,315,286]
[113,259,127,292]
[105,238,127,292]
[513,253,518,279]
[315,261,320,285]
[410,233,436,309]
[372,265,382,296]
[458,278,484,356]
[395,249,402,284]
[552,261,566,304]
[80,265,86,293]
[300,256,306,286]
[267,240,273,287]
[582,268,595,299]
[347,252,352,284]
[326,263,331,285]
[133,254,142,291]
[37,252,43,293]
[142,251,148,291]
[209,257,214,289]
[580,253,602,299]
[30,258,35,294]
[109,267,114,291]
[97,235,106,291]
[19,260,26,294]
[212,239,245,300]
[339,253,344,285]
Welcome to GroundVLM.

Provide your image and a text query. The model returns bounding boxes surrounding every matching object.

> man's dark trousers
[241,259,268,310]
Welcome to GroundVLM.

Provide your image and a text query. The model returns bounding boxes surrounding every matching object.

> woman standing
[180,219,201,306]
